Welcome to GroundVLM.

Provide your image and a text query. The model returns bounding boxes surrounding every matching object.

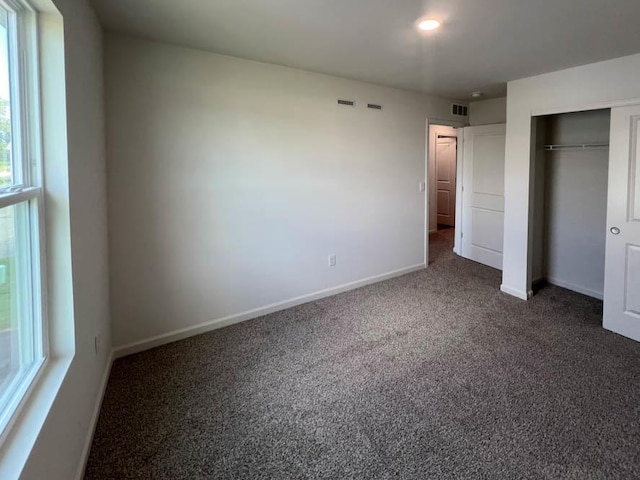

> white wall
[469,97,506,126]
[503,53,640,299]
[533,110,610,298]
[0,0,111,478]
[105,34,463,350]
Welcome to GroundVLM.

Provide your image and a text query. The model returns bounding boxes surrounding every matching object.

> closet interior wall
[532,109,611,299]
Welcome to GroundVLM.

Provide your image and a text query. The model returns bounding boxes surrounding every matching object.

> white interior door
[436,135,457,226]
[603,105,640,342]
[460,124,507,270]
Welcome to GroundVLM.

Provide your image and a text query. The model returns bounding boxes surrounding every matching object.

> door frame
[424,118,466,266]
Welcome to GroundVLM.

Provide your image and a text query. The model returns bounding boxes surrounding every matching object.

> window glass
[0,202,36,416]
[0,8,12,189]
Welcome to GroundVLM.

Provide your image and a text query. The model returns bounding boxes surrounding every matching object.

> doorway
[528,105,640,342]
[530,109,611,300]
[426,122,508,268]
[428,124,458,263]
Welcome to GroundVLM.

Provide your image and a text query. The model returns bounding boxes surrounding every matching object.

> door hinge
[461,232,464,238]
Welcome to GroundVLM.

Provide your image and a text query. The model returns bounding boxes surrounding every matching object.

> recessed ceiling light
[471,91,483,98]
[417,18,441,31]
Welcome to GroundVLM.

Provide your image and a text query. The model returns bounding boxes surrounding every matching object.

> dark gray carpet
[85,230,640,479]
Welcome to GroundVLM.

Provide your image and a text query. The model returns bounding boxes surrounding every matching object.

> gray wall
[105,34,464,350]
[469,97,506,125]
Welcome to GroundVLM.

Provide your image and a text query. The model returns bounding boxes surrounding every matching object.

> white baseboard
[114,263,426,359]
[74,349,114,480]
[500,284,532,300]
[545,277,603,300]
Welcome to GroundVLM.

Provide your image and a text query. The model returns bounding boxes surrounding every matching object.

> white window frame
[0,0,47,442]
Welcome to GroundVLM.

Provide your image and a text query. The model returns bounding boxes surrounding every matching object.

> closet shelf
[544,143,609,151]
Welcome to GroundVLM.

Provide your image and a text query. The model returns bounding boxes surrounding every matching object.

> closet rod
[544,143,609,151]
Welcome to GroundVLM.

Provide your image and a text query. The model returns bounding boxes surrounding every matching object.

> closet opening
[531,108,611,300]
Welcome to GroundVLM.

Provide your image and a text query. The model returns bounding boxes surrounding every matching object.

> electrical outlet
[419,180,426,192]
[328,254,336,267]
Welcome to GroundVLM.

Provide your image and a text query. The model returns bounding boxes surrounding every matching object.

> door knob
[610,227,621,235]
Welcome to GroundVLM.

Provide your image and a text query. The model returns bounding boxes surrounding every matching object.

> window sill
[0,355,72,479]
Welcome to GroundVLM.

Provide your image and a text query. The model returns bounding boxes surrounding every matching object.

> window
[0,0,45,437]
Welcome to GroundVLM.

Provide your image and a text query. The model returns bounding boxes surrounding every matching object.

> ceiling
[91,0,640,100]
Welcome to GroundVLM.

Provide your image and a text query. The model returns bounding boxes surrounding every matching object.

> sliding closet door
[460,124,507,270]
[603,105,640,342]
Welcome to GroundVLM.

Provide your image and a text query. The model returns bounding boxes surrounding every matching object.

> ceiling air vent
[452,104,468,117]
[338,99,355,107]
[367,103,383,110]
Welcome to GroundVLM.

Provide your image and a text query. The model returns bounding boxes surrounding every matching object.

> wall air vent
[338,99,355,107]
[452,104,468,117]
[367,103,383,110]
